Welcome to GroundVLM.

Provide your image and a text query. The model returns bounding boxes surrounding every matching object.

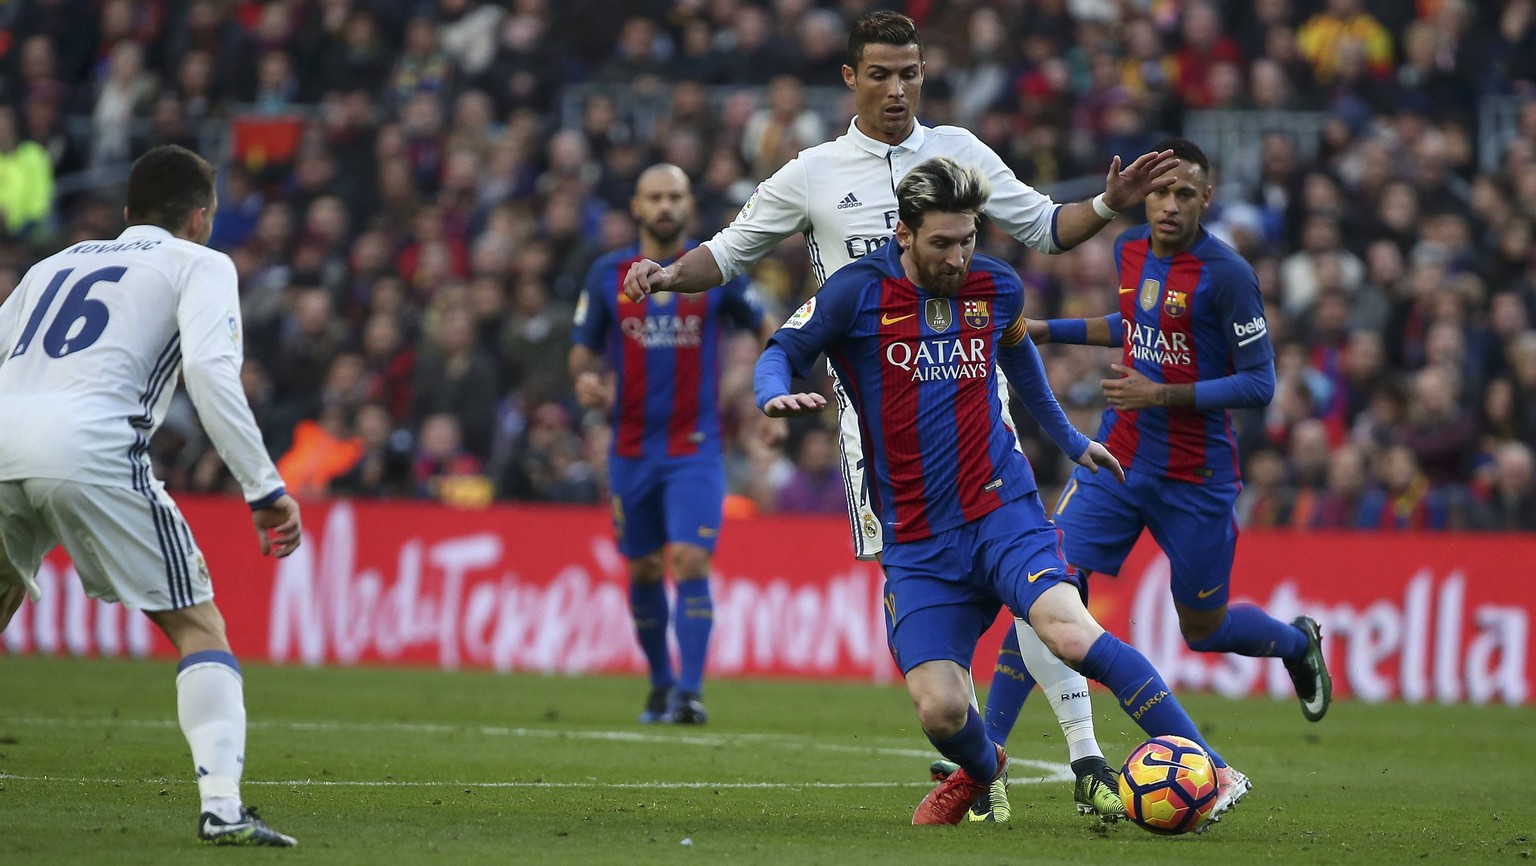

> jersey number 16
[9,266,124,360]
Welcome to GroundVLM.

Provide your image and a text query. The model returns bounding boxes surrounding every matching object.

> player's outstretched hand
[254,494,302,558]
[574,371,615,411]
[1101,363,1162,410]
[762,392,827,418]
[1076,441,1126,483]
[1103,149,1179,212]
[623,259,670,301]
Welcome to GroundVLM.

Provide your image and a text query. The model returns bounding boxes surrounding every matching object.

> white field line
[0,773,934,790]
[0,715,1076,785]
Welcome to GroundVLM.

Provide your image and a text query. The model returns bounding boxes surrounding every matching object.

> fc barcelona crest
[924,298,953,331]
[963,299,990,329]
[1163,290,1188,317]
[1138,278,1161,312]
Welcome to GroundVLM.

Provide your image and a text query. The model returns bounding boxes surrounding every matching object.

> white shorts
[0,478,213,611]
[831,363,1023,561]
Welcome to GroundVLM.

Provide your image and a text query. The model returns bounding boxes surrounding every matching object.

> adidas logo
[837,192,862,209]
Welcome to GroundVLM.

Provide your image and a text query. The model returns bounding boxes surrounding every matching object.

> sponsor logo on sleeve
[573,292,589,326]
[784,297,816,330]
[1233,315,1268,346]
[737,186,761,221]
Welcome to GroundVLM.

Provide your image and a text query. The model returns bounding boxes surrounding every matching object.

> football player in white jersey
[625,11,1178,821]
[0,146,302,846]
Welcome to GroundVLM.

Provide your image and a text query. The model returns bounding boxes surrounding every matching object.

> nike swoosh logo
[1026,569,1055,583]
[1196,584,1225,599]
[881,313,916,325]
[1118,286,1136,294]
[1123,677,1154,707]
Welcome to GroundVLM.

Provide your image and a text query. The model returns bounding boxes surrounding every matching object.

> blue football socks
[927,706,999,783]
[1188,603,1308,661]
[629,582,674,689]
[673,577,714,695]
[983,626,1034,746]
[1079,632,1226,768]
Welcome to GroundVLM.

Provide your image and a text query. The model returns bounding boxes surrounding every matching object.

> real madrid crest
[924,298,953,331]
[963,299,990,329]
[861,510,879,539]
[1138,278,1161,313]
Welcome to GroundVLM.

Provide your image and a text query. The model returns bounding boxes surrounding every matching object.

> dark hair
[1151,137,1211,178]
[896,156,989,231]
[847,11,922,68]
[125,145,216,231]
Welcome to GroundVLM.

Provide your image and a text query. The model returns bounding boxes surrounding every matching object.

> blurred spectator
[775,427,846,514]
[411,305,499,460]
[741,75,825,179]
[413,412,491,506]
[0,105,55,242]
[1472,442,1536,531]
[7,0,1532,520]
[1296,0,1394,85]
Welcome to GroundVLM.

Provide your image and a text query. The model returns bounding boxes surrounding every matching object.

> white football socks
[1014,618,1104,763]
[176,656,246,822]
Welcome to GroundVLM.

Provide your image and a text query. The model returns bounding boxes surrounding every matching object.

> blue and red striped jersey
[767,241,1044,544]
[1101,225,1273,484]
[572,242,763,460]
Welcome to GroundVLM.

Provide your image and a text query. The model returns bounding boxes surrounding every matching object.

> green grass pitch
[1,656,1532,865]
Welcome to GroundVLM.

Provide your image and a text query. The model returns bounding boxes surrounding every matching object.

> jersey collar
[845,117,927,157]
[119,225,175,241]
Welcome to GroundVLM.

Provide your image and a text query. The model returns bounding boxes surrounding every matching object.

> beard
[645,218,685,246]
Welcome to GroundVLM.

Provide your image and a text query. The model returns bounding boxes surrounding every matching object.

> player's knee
[1178,609,1225,647]
[1036,621,1095,668]
[911,691,969,739]
[668,545,710,581]
[629,554,666,585]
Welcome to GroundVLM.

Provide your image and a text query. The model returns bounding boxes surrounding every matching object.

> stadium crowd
[2,0,1535,530]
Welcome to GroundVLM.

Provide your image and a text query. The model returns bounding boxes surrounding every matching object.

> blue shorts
[608,454,725,558]
[1051,466,1238,611]
[881,494,1077,675]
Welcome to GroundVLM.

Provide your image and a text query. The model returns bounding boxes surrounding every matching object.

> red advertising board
[5,497,1530,705]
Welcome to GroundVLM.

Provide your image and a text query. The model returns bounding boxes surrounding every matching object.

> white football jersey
[704,118,1061,284]
[0,225,284,504]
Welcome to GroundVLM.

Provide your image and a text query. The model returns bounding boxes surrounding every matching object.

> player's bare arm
[1101,363,1195,410]
[623,246,726,301]
[762,392,828,418]
[1054,150,1179,250]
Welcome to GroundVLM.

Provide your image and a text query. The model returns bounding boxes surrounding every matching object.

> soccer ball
[1117,735,1220,835]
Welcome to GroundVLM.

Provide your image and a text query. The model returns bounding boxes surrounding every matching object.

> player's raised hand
[1103,149,1179,212]
[762,392,827,418]
[1101,363,1163,411]
[623,259,671,301]
[253,494,302,558]
[1076,441,1126,483]
[574,371,615,411]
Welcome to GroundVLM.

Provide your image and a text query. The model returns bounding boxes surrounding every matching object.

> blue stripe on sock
[177,650,240,674]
